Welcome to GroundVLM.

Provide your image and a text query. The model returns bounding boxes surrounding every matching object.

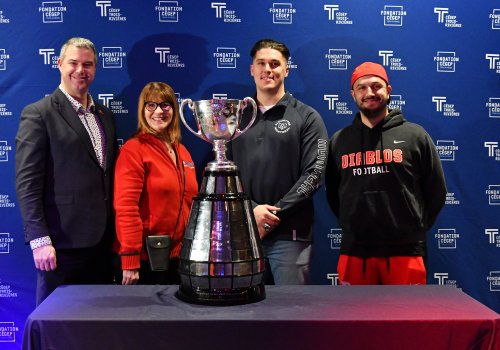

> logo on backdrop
[486,185,500,205]
[0,103,12,117]
[435,228,459,249]
[155,47,170,63]
[96,94,128,116]
[379,50,407,71]
[95,1,126,21]
[490,9,500,29]
[269,3,295,24]
[212,93,227,99]
[485,228,500,248]
[381,5,406,26]
[97,94,129,115]
[324,94,353,115]
[0,10,11,24]
[0,195,15,208]
[0,279,17,297]
[389,95,405,111]
[0,233,13,254]
[99,47,126,69]
[98,94,113,108]
[484,142,500,161]
[287,56,298,69]
[0,49,10,70]
[327,273,339,286]
[154,47,185,68]
[211,2,241,23]
[445,191,460,205]
[324,5,353,24]
[0,141,12,162]
[486,97,500,118]
[434,51,459,72]
[325,49,351,70]
[0,321,19,343]
[487,271,500,292]
[156,1,182,22]
[175,93,182,106]
[432,96,460,117]
[39,48,58,69]
[39,1,67,23]
[434,272,458,287]
[213,47,240,69]
[436,140,458,161]
[433,7,462,28]
[327,228,342,249]
[485,54,500,74]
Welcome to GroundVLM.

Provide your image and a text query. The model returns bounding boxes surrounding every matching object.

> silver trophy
[178,98,266,305]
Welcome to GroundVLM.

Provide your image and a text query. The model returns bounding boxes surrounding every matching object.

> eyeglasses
[144,101,172,112]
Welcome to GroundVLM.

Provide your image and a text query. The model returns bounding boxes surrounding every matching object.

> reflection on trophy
[177,97,266,305]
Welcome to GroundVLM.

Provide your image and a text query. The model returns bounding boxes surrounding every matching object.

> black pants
[36,238,113,306]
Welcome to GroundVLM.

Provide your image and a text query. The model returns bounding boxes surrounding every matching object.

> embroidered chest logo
[275,119,291,134]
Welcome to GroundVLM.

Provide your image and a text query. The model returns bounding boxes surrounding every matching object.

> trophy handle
[179,98,206,141]
[232,97,257,140]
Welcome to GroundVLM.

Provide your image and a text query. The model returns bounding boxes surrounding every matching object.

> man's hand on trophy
[254,204,281,239]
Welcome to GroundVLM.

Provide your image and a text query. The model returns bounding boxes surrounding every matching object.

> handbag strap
[172,152,186,237]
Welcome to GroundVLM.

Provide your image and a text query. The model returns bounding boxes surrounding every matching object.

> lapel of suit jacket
[52,88,101,167]
[94,102,116,171]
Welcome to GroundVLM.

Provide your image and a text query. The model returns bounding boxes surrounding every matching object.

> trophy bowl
[180,98,257,168]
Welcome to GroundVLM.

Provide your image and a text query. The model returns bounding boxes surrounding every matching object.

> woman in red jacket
[113,82,198,285]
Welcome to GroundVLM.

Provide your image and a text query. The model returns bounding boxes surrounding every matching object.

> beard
[357,96,389,120]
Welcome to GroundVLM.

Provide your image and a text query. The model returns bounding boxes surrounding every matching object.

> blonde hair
[136,82,182,144]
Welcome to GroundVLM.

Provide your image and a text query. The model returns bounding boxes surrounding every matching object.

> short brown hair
[59,37,98,65]
[250,39,290,61]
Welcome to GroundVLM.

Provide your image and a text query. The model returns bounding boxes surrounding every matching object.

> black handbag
[145,235,172,271]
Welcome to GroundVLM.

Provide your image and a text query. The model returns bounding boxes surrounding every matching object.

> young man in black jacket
[230,39,328,284]
[325,62,446,285]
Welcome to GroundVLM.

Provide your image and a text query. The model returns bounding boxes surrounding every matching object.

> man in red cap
[325,62,447,285]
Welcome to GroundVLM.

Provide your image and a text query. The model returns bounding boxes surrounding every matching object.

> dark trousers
[36,238,113,306]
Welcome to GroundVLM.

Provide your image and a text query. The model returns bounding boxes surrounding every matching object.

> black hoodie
[325,109,446,257]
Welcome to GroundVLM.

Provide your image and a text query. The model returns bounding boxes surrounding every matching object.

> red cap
[350,62,389,88]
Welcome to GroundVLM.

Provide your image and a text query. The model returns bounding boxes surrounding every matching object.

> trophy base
[176,283,266,306]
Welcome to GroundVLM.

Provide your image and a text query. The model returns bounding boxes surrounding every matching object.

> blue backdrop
[1,1,499,348]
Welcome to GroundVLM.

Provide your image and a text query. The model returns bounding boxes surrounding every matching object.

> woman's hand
[122,269,140,285]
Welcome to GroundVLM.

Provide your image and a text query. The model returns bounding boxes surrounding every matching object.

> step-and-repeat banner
[1,1,499,348]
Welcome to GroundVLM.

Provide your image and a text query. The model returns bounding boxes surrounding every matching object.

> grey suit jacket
[15,88,117,249]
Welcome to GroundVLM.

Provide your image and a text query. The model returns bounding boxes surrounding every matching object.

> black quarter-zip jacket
[229,92,328,242]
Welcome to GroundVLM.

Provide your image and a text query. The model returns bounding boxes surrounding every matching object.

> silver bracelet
[30,236,52,250]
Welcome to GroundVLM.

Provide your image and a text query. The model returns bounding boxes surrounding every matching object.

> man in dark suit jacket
[15,37,118,305]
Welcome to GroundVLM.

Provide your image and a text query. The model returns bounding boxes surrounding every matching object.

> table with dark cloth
[23,285,500,350]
